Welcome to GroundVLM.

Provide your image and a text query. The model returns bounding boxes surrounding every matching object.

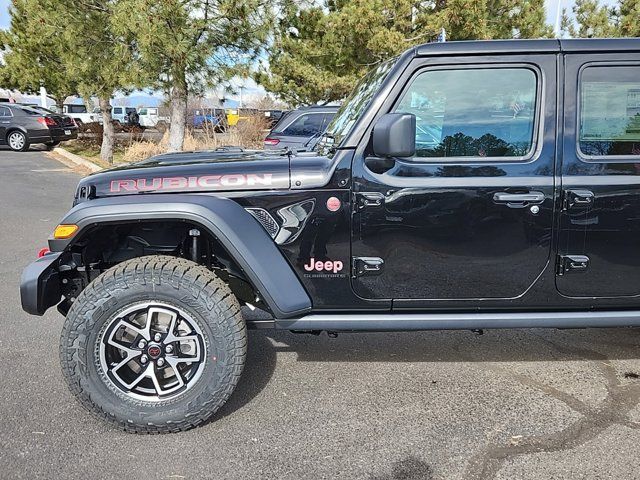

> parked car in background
[263,109,287,128]
[62,104,99,126]
[138,107,170,132]
[110,106,138,125]
[263,105,338,150]
[192,108,228,131]
[0,104,77,151]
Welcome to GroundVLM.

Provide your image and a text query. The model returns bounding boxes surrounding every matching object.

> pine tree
[0,0,78,109]
[112,0,272,152]
[257,0,553,106]
[561,0,619,38]
[618,0,640,36]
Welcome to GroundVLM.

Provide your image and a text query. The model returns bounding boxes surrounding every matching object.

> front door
[351,55,557,305]
[557,55,640,298]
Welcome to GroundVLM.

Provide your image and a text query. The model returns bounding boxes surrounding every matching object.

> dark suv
[20,38,640,433]
[264,105,338,150]
[1,104,77,151]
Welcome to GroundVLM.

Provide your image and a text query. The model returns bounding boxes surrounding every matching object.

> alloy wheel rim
[98,302,207,402]
[9,132,24,150]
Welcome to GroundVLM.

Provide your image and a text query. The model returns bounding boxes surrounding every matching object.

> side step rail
[274,311,640,332]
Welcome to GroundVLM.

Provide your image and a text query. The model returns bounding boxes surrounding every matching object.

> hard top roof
[415,38,640,56]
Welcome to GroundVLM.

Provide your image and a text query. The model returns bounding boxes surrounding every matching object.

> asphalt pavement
[1,149,640,480]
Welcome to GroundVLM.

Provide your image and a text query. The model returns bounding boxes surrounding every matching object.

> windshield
[318,58,396,153]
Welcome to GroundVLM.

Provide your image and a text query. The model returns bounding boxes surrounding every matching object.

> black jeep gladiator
[20,38,640,433]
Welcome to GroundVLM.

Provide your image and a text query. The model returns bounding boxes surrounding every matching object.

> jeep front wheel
[59,256,246,433]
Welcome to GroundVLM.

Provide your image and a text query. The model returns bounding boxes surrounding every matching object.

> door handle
[493,191,545,208]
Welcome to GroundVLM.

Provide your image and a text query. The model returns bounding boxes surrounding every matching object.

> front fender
[50,194,312,318]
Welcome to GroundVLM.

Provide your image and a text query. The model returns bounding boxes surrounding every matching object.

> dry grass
[121,115,270,163]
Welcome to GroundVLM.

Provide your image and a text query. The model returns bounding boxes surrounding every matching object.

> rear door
[557,55,640,298]
[0,106,12,142]
[351,54,558,305]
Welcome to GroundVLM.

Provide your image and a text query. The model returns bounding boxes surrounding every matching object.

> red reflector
[37,248,50,258]
[326,197,341,212]
[264,138,280,146]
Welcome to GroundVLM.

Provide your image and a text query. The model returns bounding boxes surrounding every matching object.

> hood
[75,148,292,201]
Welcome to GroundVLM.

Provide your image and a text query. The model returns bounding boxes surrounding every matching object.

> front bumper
[20,253,62,316]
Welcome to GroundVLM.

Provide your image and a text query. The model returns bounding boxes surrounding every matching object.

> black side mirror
[372,113,416,158]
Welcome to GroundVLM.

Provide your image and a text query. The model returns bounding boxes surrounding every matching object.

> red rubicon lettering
[110,179,137,192]
[136,178,162,191]
[197,175,221,187]
[109,174,275,193]
[220,174,244,186]
[162,177,188,189]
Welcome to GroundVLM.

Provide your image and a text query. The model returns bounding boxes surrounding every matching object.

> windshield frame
[316,58,397,156]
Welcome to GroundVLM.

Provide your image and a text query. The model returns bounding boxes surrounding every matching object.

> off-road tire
[59,255,246,434]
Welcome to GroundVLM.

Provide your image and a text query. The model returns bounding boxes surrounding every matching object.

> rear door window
[579,65,640,158]
[0,106,12,117]
[281,113,325,136]
[395,67,539,159]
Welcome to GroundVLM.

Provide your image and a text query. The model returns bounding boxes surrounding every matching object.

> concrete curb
[52,147,103,172]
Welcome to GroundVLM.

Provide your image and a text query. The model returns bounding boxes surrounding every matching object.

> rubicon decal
[110,174,274,193]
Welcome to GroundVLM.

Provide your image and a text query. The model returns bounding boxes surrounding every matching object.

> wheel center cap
[147,344,163,359]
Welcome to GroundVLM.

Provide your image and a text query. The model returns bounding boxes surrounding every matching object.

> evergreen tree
[258,0,553,106]
[561,0,619,38]
[0,0,78,109]
[112,0,272,152]
[50,1,138,164]
[617,0,640,37]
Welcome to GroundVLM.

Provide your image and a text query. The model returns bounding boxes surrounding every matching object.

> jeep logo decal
[110,174,274,193]
[304,258,344,274]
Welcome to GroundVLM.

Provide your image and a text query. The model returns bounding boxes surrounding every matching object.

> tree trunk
[168,77,187,152]
[99,96,114,164]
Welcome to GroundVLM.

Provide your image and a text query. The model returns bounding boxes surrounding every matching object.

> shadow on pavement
[212,325,640,422]
[251,326,640,364]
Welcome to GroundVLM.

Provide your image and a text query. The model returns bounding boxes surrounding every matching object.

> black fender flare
[50,194,312,318]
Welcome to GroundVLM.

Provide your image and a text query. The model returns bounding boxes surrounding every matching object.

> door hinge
[563,189,594,211]
[355,192,385,210]
[557,255,590,275]
[352,256,384,277]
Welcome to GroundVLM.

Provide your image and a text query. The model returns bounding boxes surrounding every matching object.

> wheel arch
[52,194,312,318]
[5,126,28,141]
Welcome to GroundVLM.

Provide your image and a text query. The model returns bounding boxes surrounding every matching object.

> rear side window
[280,113,325,136]
[0,106,11,117]
[113,107,122,114]
[579,65,640,158]
[395,67,538,159]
